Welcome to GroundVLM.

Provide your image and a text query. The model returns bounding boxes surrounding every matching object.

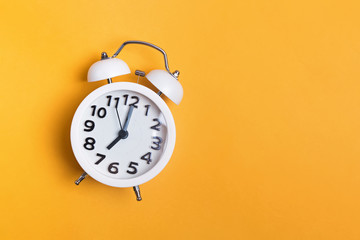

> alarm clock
[70,41,183,201]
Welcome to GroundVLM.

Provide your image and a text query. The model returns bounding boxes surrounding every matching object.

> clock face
[71,82,176,187]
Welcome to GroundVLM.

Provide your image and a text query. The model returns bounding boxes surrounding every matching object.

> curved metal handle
[112,40,172,75]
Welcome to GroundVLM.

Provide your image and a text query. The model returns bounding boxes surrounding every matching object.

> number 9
[84,120,95,132]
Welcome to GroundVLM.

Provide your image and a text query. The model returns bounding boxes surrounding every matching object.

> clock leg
[133,185,142,201]
[75,172,87,185]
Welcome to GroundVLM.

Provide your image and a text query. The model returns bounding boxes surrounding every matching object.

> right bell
[146,70,183,105]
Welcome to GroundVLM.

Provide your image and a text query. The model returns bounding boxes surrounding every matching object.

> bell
[87,54,130,82]
[146,70,183,105]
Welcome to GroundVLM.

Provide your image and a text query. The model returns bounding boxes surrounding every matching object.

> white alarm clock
[70,41,183,201]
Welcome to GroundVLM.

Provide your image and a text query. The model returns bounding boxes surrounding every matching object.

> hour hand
[106,130,128,150]
[106,135,122,150]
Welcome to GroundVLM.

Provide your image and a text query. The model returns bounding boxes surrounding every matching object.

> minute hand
[123,105,135,131]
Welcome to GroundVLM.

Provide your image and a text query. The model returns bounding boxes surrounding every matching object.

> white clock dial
[79,89,167,178]
[71,82,176,187]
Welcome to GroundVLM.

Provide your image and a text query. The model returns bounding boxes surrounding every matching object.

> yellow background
[1,0,360,239]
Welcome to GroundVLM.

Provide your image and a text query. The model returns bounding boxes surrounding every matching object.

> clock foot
[133,185,142,201]
[75,172,87,185]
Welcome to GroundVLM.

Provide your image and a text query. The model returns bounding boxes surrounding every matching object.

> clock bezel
[70,82,176,187]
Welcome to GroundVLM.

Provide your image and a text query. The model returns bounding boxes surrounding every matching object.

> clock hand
[115,106,123,130]
[107,129,129,150]
[106,105,134,150]
[106,133,123,150]
[123,105,135,131]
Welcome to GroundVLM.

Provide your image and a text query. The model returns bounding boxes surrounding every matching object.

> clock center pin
[119,129,128,139]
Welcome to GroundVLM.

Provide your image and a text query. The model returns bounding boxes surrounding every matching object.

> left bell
[87,57,130,82]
